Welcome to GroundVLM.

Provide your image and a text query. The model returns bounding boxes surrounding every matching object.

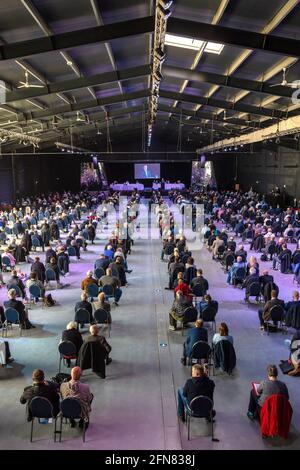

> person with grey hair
[74,292,94,324]
[81,270,98,293]
[4,289,34,329]
[61,321,83,366]
[242,266,260,301]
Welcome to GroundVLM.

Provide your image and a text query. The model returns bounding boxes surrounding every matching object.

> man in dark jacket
[31,256,46,283]
[7,270,26,299]
[79,325,112,379]
[190,269,209,295]
[181,319,208,365]
[177,364,215,421]
[258,290,285,329]
[4,289,33,329]
[94,254,110,272]
[242,268,260,301]
[74,292,94,324]
[20,369,60,421]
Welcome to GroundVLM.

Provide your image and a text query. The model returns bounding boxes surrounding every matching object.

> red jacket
[260,394,293,439]
[174,283,192,302]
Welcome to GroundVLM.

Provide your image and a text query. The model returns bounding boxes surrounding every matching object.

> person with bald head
[60,366,93,428]
[79,324,112,379]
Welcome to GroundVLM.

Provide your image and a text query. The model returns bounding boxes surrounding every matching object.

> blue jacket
[184,327,208,357]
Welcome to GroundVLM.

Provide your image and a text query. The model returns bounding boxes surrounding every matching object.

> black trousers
[248,389,261,416]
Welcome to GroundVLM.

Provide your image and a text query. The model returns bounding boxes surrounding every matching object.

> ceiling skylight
[165,34,224,54]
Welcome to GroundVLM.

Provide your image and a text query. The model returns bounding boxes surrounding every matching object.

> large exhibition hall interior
[0,0,300,452]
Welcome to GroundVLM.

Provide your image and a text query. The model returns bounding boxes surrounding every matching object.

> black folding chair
[75,309,91,329]
[246,282,262,304]
[94,267,105,280]
[3,308,23,337]
[58,340,77,373]
[185,396,218,441]
[58,398,86,442]
[265,305,286,335]
[178,307,198,336]
[190,341,214,376]
[94,308,111,337]
[29,397,57,442]
[200,307,217,333]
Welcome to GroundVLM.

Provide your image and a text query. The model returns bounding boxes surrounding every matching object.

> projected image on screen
[134,163,160,179]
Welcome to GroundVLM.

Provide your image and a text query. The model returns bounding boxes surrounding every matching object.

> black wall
[211,147,300,199]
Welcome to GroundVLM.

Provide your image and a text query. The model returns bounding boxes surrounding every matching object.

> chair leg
[59,356,62,374]
[59,416,63,442]
[187,416,190,440]
[30,418,34,442]
[82,423,86,442]
[211,413,214,441]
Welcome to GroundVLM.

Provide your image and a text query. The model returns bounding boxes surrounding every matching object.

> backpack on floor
[44,293,56,307]
[260,254,268,262]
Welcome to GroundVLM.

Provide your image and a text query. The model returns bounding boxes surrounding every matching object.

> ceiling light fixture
[165,34,224,54]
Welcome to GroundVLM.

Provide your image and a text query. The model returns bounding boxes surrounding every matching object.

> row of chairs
[29,396,87,442]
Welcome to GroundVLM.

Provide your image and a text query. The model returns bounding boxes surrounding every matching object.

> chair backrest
[217,245,225,255]
[29,284,42,298]
[29,396,54,419]
[58,340,77,357]
[192,283,206,297]
[235,267,246,279]
[76,238,83,246]
[2,256,11,267]
[111,268,119,279]
[225,253,235,267]
[75,308,90,325]
[293,253,300,265]
[191,340,211,360]
[31,237,40,247]
[8,285,22,297]
[165,244,175,255]
[201,306,217,322]
[286,229,294,237]
[94,308,109,324]
[269,305,285,322]
[182,307,198,323]
[248,282,261,296]
[60,398,82,419]
[87,283,99,297]
[260,394,293,439]
[188,395,213,418]
[4,307,20,323]
[67,246,76,256]
[94,267,105,279]
[102,284,114,296]
[45,268,56,281]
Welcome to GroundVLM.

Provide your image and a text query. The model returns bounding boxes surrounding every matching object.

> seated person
[94,253,110,272]
[74,292,94,324]
[81,270,99,293]
[70,240,80,260]
[31,256,46,283]
[190,269,209,296]
[272,244,292,271]
[177,364,215,422]
[246,256,259,276]
[259,270,274,292]
[7,270,26,299]
[212,322,233,346]
[242,267,260,301]
[109,256,127,286]
[61,321,84,366]
[169,290,193,331]
[198,294,219,315]
[93,292,112,324]
[60,366,93,428]
[227,256,247,285]
[247,364,289,420]
[227,236,236,252]
[57,247,70,276]
[1,249,16,267]
[20,369,60,421]
[167,256,185,290]
[4,289,34,329]
[235,244,247,262]
[99,268,122,306]
[80,324,112,378]
[181,319,208,365]
[211,235,225,259]
[174,278,192,302]
[26,272,46,301]
[45,257,61,285]
[284,290,300,313]
[258,290,285,330]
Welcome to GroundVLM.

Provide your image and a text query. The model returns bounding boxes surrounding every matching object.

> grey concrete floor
[0,207,299,450]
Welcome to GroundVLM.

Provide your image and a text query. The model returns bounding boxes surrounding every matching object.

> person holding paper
[247,364,289,420]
